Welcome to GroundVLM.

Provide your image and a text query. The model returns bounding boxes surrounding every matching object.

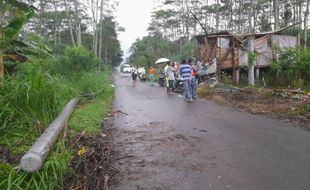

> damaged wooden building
[195,28,297,84]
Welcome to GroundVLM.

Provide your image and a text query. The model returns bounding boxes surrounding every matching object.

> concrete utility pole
[20,98,79,172]
[248,36,255,86]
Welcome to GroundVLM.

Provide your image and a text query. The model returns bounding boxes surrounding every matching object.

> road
[111,72,310,190]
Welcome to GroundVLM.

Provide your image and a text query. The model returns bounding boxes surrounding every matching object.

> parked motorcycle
[173,74,184,93]
[138,67,147,81]
[139,73,147,81]
[158,71,166,87]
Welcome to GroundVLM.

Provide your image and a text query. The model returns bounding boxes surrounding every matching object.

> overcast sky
[115,0,159,60]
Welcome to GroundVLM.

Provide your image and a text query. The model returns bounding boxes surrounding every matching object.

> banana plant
[0,0,36,80]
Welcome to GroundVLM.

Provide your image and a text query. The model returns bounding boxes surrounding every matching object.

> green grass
[0,142,71,190]
[0,47,114,190]
[69,95,113,135]
[0,66,114,190]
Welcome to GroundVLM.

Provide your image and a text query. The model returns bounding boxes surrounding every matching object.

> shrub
[56,46,100,75]
[0,66,72,132]
[269,48,310,87]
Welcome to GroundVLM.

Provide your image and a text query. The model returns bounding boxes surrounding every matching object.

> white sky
[115,0,159,59]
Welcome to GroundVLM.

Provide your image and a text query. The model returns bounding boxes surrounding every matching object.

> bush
[269,48,310,87]
[220,72,233,84]
[0,67,113,190]
[0,66,72,132]
[56,46,100,75]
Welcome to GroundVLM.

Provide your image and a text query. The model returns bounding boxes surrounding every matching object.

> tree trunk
[53,0,58,46]
[248,0,253,33]
[98,0,104,70]
[299,0,302,28]
[39,0,45,37]
[304,0,310,49]
[63,0,76,46]
[185,0,190,40]
[76,21,81,46]
[216,0,220,31]
[91,0,99,55]
[274,0,279,30]
[238,0,242,33]
[228,0,233,31]
[73,0,81,46]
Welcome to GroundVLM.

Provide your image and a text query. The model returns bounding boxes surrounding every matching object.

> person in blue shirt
[180,59,192,102]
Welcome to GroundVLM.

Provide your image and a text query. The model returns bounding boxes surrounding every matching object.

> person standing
[131,65,138,86]
[148,66,156,85]
[164,63,169,94]
[180,59,192,102]
[189,58,198,99]
[166,62,176,95]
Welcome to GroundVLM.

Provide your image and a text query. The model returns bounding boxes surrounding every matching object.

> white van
[122,64,132,73]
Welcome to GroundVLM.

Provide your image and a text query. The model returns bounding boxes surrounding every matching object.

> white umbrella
[155,58,170,65]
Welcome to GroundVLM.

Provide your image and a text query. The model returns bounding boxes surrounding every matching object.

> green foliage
[0,65,72,132]
[298,49,310,81]
[220,72,233,84]
[66,70,113,98]
[0,142,71,190]
[0,0,36,46]
[269,48,310,87]
[128,33,197,68]
[128,34,173,68]
[177,40,196,60]
[248,51,257,66]
[69,95,113,135]
[56,46,100,74]
[0,49,114,190]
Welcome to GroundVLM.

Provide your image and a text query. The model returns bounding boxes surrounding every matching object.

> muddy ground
[197,85,310,131]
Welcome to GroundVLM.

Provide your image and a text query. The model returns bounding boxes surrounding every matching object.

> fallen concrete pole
[20,98,79,172]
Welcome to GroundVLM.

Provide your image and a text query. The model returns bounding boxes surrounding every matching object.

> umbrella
[155,58,170,65]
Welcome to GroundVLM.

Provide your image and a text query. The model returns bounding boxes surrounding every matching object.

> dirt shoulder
[197,85,310,131]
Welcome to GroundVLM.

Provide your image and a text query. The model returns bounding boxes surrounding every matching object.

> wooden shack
[195,29,297,83]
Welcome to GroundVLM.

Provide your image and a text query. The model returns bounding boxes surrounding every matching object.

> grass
[68,71,114,135]
[0,61,114,190]
[69,96,113,135]
[0,142,71,190]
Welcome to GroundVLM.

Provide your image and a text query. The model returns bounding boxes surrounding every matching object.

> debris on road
[108,110,128,118]
[65,133,120,190]
[197,84,310,131]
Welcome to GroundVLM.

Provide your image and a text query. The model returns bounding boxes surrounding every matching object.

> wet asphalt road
[111,72,310,190]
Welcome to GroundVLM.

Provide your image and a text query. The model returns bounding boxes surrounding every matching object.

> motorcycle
[158,71,166,87]
[138,67,146,81]
[173,74,184,93]
[197,58,217,85]
[139,73,147,81]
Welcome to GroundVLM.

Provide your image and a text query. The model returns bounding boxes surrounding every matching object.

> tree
[274,0,279,29]
[0,0,36,80]
[304,0,310,48]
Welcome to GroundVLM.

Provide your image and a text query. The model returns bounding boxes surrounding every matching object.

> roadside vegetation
[0,46,114,190]
[0,0,122,189]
